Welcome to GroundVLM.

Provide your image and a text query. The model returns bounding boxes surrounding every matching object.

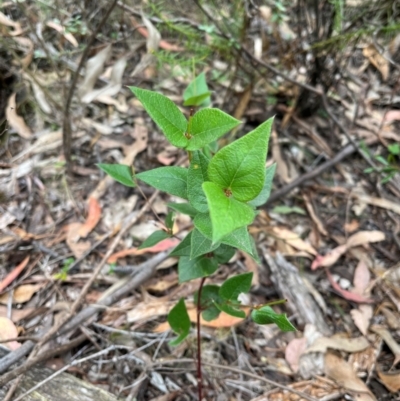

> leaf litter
[1,1,400,400]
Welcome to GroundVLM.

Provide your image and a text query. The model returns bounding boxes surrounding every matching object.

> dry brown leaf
[142,14,160,53]
[346,230,385,248]
[370,325,400,366]
[326,269,374,303]
[0,305,36,322]
[6,93,32,139]
[381,307,400,330]
[270,226,317,256]
[146,273,178,292]
[344,219,360,233]
[384,110,400,122]
[46,21,78,47]
[0,283,42,304]
[79,45,111,98]
[352,192,400,215]
[303,193,328,236]
[363,44,389,81]
[127,300,173,323]
[271,129,290,183]
[0,11,23,35]
[153,307,249,333]
[351,305,373,336]
[311,245,347,270]
[78,197,101,238]
[377,370,400,392]
[324,352,376,401]
[352,260,371,295]
[312,231,385,270]
[13,37,34,68]
[0,317,20,350]
[306,335,370,354]
[107,238,179,264]
[285,337,307,373]
[82,57,127,103]
[66,222,91,258]
[0,256,29,292]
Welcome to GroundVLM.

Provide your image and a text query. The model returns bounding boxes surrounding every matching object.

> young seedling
[98,73,295,400]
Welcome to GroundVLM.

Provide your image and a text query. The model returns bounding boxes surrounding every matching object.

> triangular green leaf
[137,167,188,199]
[178,255,218,283]
[188,151,209,213]
[190,228,220,259]
[251,306,296,332]
[168,298,191,345]
[221,227,260,263]
[203,181,255,243]
[207,117,273,202]
[97,164,135,187]
[213,244,235,264]
[129,87,188,148]
[169,231,192,257]
[186,109,241,151]
[167,202,199,217]
[219,272,253,302]
[183,72,211,107]
[138,230,169,250]
[193,213,213,239]
[248,163,276,207]
[183,92,212,107]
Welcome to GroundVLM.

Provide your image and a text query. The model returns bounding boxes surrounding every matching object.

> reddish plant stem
[196,277,206,401]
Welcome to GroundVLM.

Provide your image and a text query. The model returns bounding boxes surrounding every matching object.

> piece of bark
[261,248,332,335]
[0,347,117,401]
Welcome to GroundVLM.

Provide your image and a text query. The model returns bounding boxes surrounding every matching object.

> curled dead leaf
[306,335,370,354]
[377,370,400,393]
[6,93,32,139]
[0,283,43,304]
[78,197,102,238]
[324,352,376,401]
[363,44,389,81]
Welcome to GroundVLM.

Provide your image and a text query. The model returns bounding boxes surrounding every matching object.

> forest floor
[1,0,400,400]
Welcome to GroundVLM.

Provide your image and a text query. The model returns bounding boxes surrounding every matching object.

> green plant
[54,257,75,281]
[97,74,295,400]
[363,142,400,184]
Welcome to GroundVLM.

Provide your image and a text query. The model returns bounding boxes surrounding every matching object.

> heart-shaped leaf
[178,255,218,282]
[97,164,135,187]
[183,72,211,107]
[203,181,255,242]
[191,228,220,259]
[138,230,170,250]
[137,167,188,199]
[207,118,273,201]
[170,231,192,257]
[167,202,199,217]
[221,227,260,263]
[248,163,276,207]
[130,87,188,148]
[188,151,209,213]
[220,272,253,301]
[168,298,191,345]
[186,109,240,151]
[194,284,222,321]
[251,306,296,332]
